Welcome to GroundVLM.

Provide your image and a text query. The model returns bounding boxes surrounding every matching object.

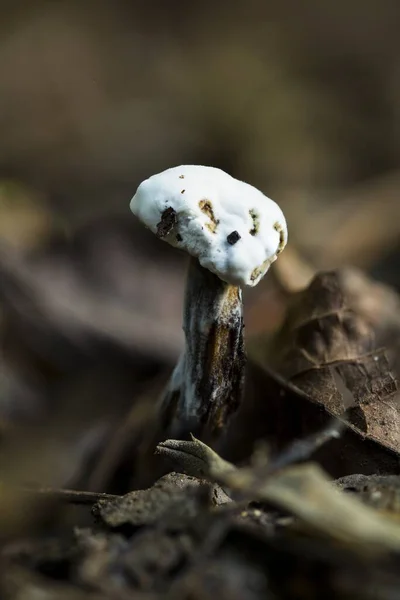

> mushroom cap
[130,165,287,287]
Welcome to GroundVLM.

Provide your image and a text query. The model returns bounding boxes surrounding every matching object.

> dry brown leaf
[94,472,231,531]
[334,474,400,517]
[259,269,400,457]
[223,359,400,476]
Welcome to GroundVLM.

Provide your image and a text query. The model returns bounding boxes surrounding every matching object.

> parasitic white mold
[129,165,288,436]
[130,165,287,287]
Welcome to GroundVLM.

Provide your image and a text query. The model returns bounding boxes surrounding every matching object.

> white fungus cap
[130,165,287,287]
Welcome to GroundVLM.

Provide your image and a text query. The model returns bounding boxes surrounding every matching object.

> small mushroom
[130,165,287,436]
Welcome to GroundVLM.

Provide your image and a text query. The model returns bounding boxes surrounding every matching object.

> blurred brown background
[0,0,399,494]
[1,0,399,252]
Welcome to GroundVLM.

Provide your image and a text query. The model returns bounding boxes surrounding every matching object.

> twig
[266,417,345,473]
[17,486,120,505]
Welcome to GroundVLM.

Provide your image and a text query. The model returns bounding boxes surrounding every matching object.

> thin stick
[18,486,120,505]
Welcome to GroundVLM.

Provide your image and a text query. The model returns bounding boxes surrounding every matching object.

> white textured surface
[130,165,287,287]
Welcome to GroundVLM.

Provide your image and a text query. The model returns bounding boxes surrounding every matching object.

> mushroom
[130,165,287,438]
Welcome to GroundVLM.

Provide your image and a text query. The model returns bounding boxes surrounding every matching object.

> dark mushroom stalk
[160,256,245,436]
[130,165,287,438]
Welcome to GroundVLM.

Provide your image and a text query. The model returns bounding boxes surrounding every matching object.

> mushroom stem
[161,257,246,438]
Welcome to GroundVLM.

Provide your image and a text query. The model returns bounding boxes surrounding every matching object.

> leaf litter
[0,251,400,597]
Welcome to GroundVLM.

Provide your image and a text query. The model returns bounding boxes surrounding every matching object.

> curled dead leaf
[258,269,400,458]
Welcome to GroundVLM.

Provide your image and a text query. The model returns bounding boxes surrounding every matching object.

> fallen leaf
[253,269,400,459]
[94,472,231,531]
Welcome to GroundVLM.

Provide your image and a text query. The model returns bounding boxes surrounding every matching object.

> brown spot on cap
[181,189,185,194]
[156,207,177,238]
[250,258,270,282]
[199,199,219,233]
[179,174,185,179]
[274,222,286,254]
[249,209,259,235]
